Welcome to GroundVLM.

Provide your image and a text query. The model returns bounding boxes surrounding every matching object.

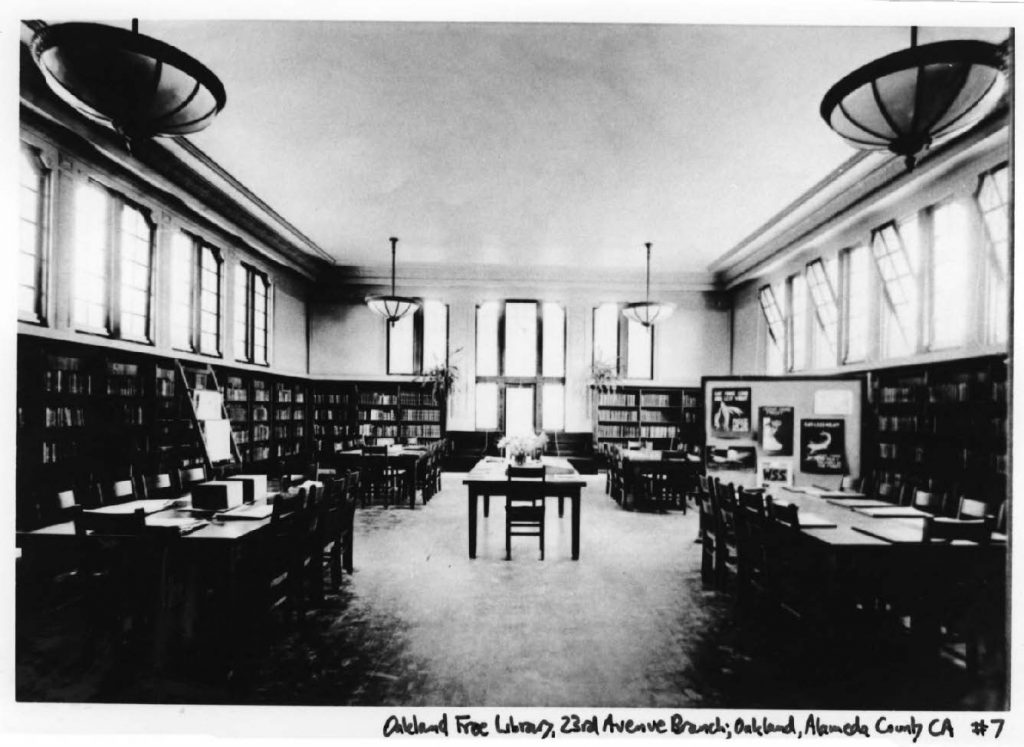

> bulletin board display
[702,376,864,490]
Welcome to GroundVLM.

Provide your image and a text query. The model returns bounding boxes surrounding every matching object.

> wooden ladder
[175,360,242,473]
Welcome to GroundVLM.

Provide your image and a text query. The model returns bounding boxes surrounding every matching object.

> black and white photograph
[4,0,1018,740]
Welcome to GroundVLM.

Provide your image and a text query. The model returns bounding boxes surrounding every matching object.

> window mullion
[108,197,121,337]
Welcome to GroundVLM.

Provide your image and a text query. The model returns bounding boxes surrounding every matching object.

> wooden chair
[507,464,546,481]
[177,465,208,494]
[957,497,991,521]
[360,454,407,507]
[876,481,900,504]
[696,476,719,584]
[264,487,307,620]
[141,472,176,501]
[321,475,357,588]
[839,474,862,492]
[734,488,769,597]
[504,479,546,560]
[922,516,994,544]
[637,463,690,513]
[713,480,740,585]
[912,489,944,515]
[103,477,139,505]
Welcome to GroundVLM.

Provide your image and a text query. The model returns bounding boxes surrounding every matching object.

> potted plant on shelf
[588,359,620,400]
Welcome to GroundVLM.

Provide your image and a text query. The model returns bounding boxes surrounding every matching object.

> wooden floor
[16,474,1006,708]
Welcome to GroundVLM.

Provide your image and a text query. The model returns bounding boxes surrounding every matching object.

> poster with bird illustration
[800,418,845,473]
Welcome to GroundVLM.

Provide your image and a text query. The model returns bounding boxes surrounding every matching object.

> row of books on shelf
[239,445,271,462]
[598,409,637,422]
[878,414,1006,438]
[42,440,81,464]
[640,411,676,423]
[681,393,700,408]
[402,408,441,422]
[596,425,640,439]
[273,408,305,420]
[878,443,1007,472]
[43,370,93,394]
[402,424,442,439]
[359,392,398,406]
[360,408,397,421]
[878,381,1007,404]
[640,425,679,439]
[359,424,399,437]
[640,394,673,407]
[313,409,348,420]
[273,425,306,439]
[598,393,636,407]
[313,392,348,405]
[314,424,358,437]
[155,377,175,398]
[399,391,438,406]
[43,406,86,428]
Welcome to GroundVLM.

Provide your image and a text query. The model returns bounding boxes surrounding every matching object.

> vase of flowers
[497,431,549,464]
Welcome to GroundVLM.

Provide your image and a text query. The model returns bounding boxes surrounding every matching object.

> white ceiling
[137,20,1008,274]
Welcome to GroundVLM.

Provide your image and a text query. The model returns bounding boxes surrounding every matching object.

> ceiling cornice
[312,261,720,301]
[711,107,1010,289]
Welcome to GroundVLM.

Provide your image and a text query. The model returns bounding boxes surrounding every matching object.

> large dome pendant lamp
[820,27,1006,170]
[365,237,421,326]
[622,242,675,327]
[30,19,227,151]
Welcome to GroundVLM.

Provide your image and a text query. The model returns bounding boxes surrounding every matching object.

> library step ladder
[175,361,242,473]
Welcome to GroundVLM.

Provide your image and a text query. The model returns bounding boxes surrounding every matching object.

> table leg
[468,490,478,559]
[571,493,581,560]
[558,496,564,518]
[408,471,415,510]
[484,495,490,517]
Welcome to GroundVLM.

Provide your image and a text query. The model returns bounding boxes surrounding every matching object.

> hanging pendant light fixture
[366,237,420,326]
[622,242,675,327]
[820,27,1006,170]
[30,20,226,151]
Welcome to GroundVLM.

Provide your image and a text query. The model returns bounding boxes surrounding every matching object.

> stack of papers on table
[146,516,209,534]
[797,512,838,529]
[90,499,174,515]
[826,498,892,509]
[218,503,274,520]
[853,505,930,518]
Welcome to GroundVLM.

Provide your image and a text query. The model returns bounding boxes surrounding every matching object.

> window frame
[974,163,1010,345]
[235,262,271,366]
[171,231,224,357]
[806,258,840,367]
[870,219,920,359]
[72,179,156,344]
[386,302,449,375]
[592,303,655,380]
[19,142,51,325]
[475,300,567,432]
[786,271,808,372]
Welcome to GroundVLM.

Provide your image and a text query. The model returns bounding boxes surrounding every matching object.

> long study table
[463,457,587,559]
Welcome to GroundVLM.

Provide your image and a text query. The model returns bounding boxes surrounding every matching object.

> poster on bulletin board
[710,387,752,438]
[759,459,794,488]
[800,418,846,474]
[706,445,757,472]
[758,406,794,455]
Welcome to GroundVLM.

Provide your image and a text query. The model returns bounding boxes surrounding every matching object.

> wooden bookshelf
[868,355,1008,503]
[593,385,703,451]
[312,382,359,455]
